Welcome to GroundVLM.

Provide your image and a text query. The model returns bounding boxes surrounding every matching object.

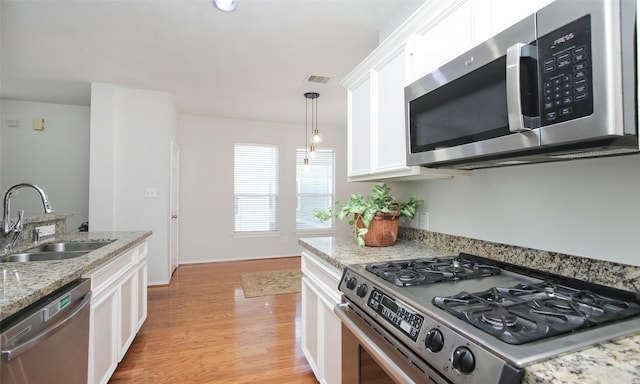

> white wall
[89,83,177,284]
[1,100,90,231]
[178,114,375,264]
[391,154,640,267]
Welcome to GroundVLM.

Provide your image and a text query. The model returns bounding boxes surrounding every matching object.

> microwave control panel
[538,15,593,126]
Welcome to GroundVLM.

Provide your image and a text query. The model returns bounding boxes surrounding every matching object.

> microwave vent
[549,148,637,159]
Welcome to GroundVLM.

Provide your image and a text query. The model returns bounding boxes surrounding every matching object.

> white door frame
[169,141,180,277]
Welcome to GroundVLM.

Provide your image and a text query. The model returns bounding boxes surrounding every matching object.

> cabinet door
[488,0,554,36]
[90,287,118,384]
[119,268,137,361]
[372,45,410,173]
[413,0,475,79]
[318,293,342,384]
[136,261,148,330]
[348,75,372,176]
[301,277,319,376]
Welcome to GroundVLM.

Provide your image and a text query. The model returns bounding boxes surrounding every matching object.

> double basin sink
[2,240,115,262]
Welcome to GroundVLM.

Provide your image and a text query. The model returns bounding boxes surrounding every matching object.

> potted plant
[313,184,423,247]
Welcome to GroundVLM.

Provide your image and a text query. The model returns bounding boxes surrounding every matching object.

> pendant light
[303,92,320,170]
[304,92,322,165]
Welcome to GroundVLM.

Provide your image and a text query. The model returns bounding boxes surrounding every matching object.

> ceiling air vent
[306,74,331,84]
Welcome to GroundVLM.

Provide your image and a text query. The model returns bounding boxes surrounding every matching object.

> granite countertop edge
[1,230,152,322]
[298,236,640,384]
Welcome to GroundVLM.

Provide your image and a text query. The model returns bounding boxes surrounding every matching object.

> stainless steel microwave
[405,0,638,170]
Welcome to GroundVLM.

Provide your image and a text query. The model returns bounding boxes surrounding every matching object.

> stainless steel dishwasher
[1,278,92,384]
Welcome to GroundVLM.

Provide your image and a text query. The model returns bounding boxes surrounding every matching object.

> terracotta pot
[356,211,400,247]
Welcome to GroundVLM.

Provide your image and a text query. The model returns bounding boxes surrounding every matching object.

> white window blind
[234,144,278,232]
[296,147,335,230]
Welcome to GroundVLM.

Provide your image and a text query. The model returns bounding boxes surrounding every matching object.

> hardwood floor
[109,257,318,384]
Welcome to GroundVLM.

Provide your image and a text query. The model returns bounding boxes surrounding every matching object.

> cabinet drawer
[136,241,148,262]
[87,247,137,294]
[301,250,342,304]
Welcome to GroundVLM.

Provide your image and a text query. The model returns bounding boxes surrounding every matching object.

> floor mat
[241,268,302,298]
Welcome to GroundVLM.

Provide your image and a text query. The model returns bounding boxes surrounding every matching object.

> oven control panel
[367,288,424,341]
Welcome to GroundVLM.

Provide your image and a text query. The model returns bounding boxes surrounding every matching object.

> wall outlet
[33,118,45,131]
[418,212,429,230]
[35,224,55,237]
[144,187,158,198]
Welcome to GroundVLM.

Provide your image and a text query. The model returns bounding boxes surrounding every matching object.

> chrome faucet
[1,183,54,250]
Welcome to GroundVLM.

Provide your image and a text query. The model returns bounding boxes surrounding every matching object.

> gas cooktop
[338,253,640,383]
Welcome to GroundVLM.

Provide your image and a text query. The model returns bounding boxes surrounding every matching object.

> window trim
[233,143,279,234]
[295,146,336,232]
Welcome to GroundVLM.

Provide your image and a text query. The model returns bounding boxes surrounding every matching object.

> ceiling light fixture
[212,0,236,12]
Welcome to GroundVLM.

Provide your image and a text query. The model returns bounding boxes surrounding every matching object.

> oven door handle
[335,302,430,384]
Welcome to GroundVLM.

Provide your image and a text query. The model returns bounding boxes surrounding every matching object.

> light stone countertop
[1,231,151,322]
[299,236,640,384]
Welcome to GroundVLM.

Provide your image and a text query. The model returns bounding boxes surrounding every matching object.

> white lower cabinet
[84,240,148,384]
[301,250,343,384]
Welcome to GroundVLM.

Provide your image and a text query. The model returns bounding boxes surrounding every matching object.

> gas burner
[397,270,421,282]
[481,307,518,327]
[365,256,501,287]
[544,299,574,312]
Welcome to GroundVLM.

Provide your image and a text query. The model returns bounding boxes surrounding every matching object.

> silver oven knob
[425,328,444,352]
[452,346,475,374]
[345,276,357,290]
[356,283,368,298]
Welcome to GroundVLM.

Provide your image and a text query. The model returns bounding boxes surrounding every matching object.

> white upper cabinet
[372,44,410,174]
[342,0,555,182]
[412,1,476,79]
[347,75,372,177]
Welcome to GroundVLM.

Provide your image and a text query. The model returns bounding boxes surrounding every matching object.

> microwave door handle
[506,43,531,133]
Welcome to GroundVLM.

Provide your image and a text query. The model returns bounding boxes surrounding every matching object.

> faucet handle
[15,210,24,232]
[3,210,24,250]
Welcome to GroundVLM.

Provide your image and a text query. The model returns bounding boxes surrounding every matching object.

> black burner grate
[365,256,501,287]
[433,281,640,344]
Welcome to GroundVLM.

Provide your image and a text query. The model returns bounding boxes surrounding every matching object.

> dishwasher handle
[1,291,92,362]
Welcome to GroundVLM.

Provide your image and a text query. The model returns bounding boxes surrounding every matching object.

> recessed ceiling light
[212,0,236,12]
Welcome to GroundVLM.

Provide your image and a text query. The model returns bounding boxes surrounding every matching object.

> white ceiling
[1,0,423,127]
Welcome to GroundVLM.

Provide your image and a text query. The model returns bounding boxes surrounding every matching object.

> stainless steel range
[335,253,640,384]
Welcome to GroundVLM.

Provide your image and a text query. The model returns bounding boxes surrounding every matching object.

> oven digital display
[368,288,424,341]
[381,296,398,312]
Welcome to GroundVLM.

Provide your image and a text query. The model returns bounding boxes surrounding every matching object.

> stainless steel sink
[2,251,91,262]
[1,240,115,262]
[27,240,115,253]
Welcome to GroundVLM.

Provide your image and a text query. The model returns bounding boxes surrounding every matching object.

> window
[234,144,278,232]
[296,147,335,230]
